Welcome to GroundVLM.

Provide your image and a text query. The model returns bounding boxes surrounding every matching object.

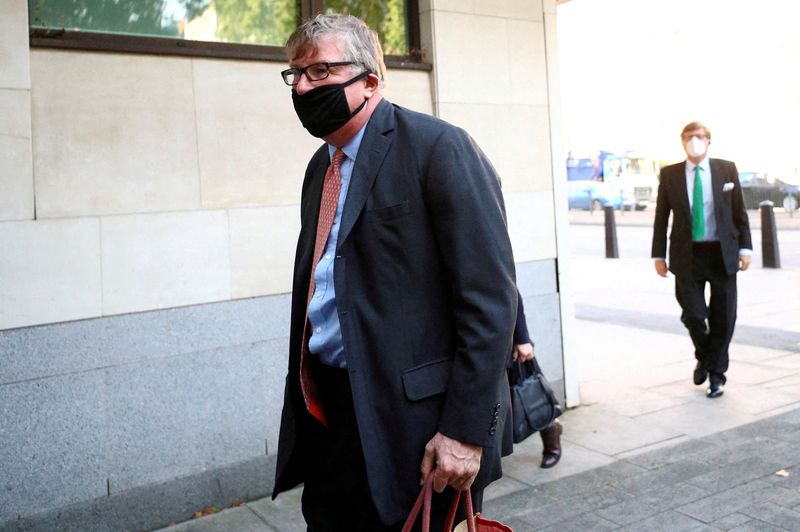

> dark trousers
[674,242,737,376]
[302,359,482,532]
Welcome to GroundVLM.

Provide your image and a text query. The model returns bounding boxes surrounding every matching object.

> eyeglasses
[281,61,358,86]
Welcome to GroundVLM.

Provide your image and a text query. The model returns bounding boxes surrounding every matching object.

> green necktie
[692,165,705,241]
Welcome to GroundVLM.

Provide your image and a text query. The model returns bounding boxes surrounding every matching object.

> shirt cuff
[653,257,666,261]
[739,249,752,256]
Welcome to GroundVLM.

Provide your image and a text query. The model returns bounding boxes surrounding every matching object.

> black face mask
[292,71,371,138]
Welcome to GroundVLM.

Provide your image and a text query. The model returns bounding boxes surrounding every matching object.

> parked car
[738,171,800,211]
[567,180,642,211]
[566,151,658,208]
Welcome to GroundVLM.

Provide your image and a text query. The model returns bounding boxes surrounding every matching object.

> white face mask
[685,136,707,158]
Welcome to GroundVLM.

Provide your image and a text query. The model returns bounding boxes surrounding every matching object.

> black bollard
[604,205,619,258]
[760,201,781,268]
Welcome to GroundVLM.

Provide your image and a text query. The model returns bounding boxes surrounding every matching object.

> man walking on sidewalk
[272,13,517,530]
[651,121,752,398]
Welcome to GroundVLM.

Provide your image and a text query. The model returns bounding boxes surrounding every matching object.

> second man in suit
[651,122,752,398]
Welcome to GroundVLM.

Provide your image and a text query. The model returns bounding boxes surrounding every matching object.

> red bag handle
[402,473,477,532]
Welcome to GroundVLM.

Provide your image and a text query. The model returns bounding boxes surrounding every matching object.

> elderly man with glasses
[272,12,518,531]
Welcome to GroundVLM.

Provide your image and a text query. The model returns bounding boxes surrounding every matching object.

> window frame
[28,0,429,71]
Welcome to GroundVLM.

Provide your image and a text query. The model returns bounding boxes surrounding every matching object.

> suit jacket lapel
[676,161,691,222]
[337,99,394,248]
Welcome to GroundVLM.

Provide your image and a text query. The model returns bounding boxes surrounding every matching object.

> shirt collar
[328,122,368,163]
[687,157,710,173]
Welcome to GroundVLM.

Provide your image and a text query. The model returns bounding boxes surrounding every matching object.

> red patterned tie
[300,149,345,426]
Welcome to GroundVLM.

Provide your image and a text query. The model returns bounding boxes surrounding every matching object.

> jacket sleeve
[513,291,532,346]
[423,126,518,448]
[728,162,752,250]
[651,168,671,259]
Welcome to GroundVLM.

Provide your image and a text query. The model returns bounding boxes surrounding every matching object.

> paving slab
[611,459,713,494]
[728,521,792,531]
[685,456,791,493]
[161,506,274,532]
[710,512,754,530]
[496,430,617,487]
[510,486,633,529]
[246,488,305,532]
[620,510,716,532]
[596,482,710,526]
[634,398,761,438]
[531,460,647,500]
[558,405,685,456]
[676,480,776,523]
[535,512,619,531]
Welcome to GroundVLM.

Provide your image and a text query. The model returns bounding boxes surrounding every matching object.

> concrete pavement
[157,219,800,531]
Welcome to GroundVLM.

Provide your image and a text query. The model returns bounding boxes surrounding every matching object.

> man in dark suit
[651,121,752,398]
[272,13,517,530]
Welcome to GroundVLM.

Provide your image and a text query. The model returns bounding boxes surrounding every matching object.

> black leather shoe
[693,361,708,386]
[707,373,725,398]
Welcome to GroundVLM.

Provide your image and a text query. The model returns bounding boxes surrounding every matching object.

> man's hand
[420,432,482,493]
[739,254,752,271]
[654,259,669,277]
[512,342,534,362]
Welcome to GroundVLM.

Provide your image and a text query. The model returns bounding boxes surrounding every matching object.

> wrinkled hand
[512,342,534,362]
[420,432,482,493]
[739,254,751,271]
[654,259,668,277]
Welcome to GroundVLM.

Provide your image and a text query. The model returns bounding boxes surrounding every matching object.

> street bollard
[760,200,781,268]
[604,205,619,258]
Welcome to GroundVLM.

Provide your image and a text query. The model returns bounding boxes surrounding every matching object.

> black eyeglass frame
[281,61,361,86]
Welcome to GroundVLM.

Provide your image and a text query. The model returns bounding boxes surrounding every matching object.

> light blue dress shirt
[685,158,718,242]
[307,124,367,368]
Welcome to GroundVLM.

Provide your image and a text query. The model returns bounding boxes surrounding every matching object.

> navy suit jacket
[273,99,518,524]
[651,158,751,278]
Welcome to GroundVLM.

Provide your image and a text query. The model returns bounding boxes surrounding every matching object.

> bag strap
[513,360,536,379]
[463,490,478,532]
[402,474,433,532]
[402,472,477,532]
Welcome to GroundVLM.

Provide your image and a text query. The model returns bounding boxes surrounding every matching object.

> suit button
[489,428,496,435]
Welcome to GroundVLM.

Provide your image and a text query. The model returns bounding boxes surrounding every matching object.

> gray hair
[286,13,386,86]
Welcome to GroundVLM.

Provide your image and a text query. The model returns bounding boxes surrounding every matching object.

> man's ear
[363,72,380,96]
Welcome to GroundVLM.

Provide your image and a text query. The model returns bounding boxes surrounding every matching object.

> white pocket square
[723,182,735,192]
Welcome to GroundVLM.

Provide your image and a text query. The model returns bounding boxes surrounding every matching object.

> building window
[29,0,424,66]
[323,0,407,56]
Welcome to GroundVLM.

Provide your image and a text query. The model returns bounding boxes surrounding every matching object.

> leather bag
[509,360,563,444]
[402,473,513,532]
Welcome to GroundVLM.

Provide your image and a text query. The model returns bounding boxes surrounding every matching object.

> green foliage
[323,0,407,55]
[211,0,298,45]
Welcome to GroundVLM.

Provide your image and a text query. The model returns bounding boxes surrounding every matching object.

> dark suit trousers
[302,359,483,531]
[674,242,737,375]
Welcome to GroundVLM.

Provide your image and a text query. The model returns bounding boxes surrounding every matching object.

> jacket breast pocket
[364,200,411,223]
[402,357,453,401]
